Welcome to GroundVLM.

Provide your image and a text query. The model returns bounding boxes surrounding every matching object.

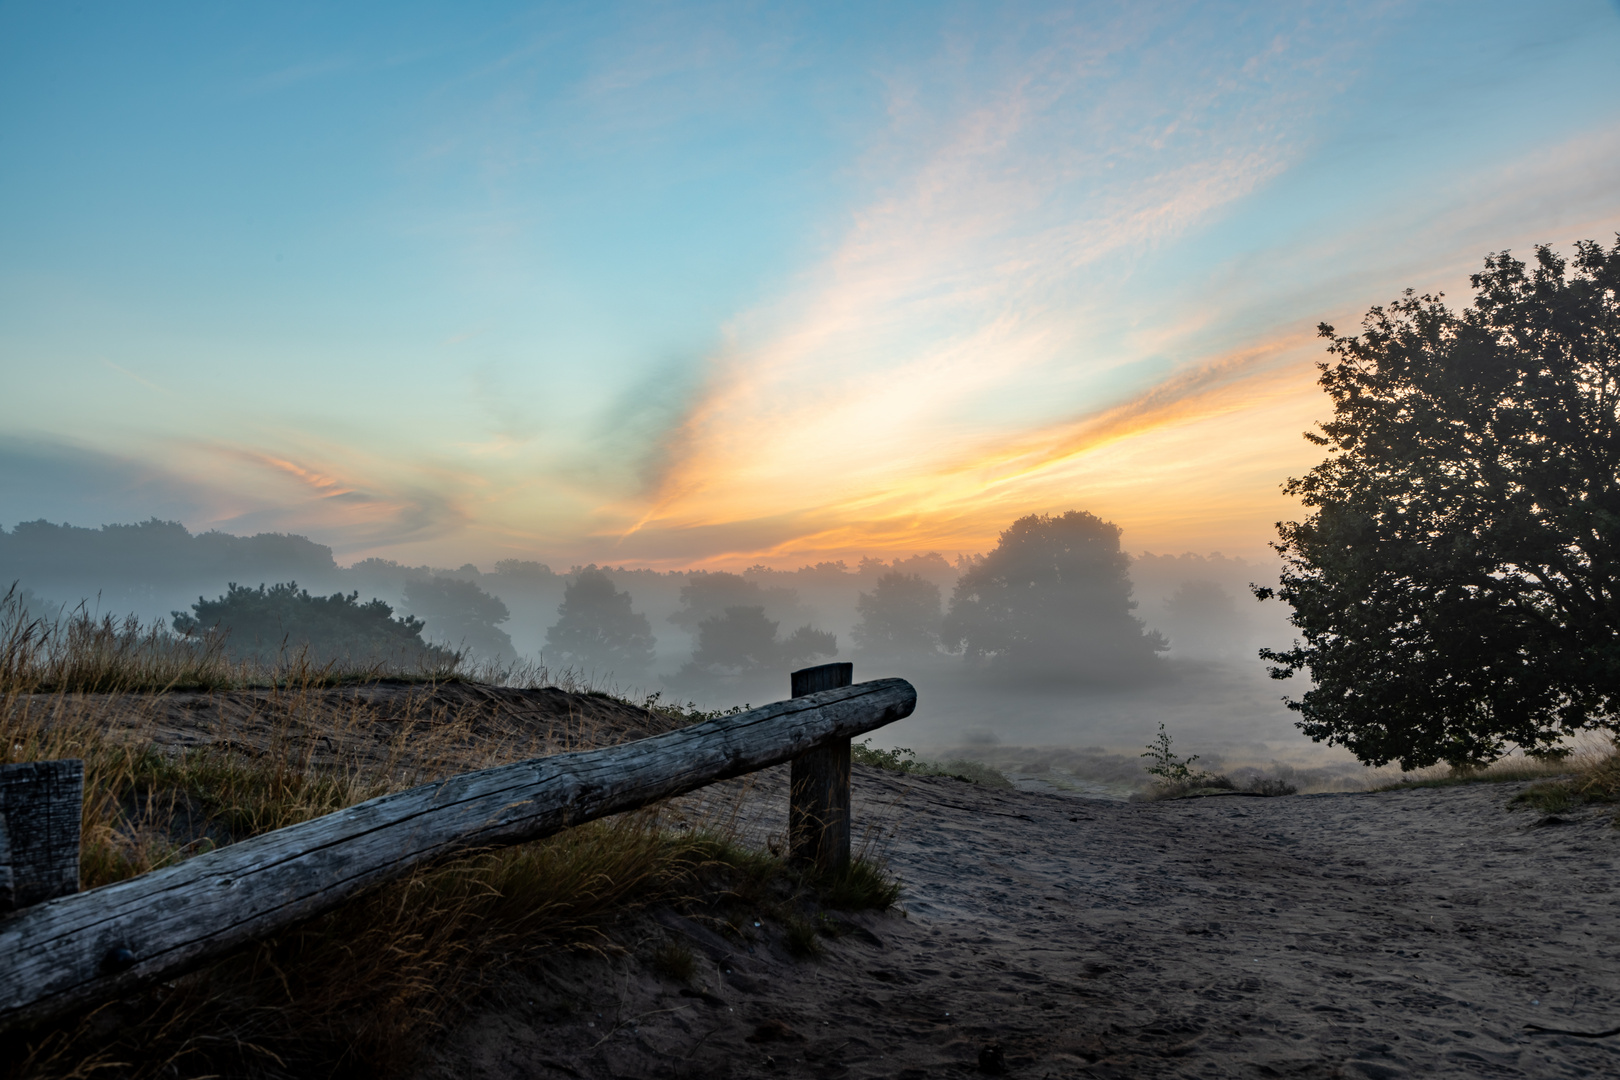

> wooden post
[0,760,83,912]
[789,662,853,872]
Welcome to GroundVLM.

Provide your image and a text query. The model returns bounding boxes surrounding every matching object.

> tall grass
[0,592,900,1079]
[1511,742,1620,814]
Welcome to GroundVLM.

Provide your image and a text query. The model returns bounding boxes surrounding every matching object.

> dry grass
[1511,742,1620,815]
[0,593,899,1079]
[0,584,619,696]
[1370,754,1583,793]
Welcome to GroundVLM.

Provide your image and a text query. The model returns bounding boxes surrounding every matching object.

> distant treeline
[2,516,1281,694]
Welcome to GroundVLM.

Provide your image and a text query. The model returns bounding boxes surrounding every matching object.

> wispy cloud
[101,360,167,394]
[617,7,1348,557]
[182,443,474,558]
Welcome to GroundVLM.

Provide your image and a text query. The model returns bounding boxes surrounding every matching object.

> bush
[173,582,455,669]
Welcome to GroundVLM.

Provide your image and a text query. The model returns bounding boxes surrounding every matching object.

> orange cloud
[597,329,1328,568]
[251,454,360,499]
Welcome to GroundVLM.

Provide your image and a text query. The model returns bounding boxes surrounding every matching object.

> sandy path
[424,769,1620,1079]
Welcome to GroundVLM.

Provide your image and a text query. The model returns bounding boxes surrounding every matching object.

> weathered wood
[0,678,915,1034]
[789,663,853,871]
[0,760,83,912]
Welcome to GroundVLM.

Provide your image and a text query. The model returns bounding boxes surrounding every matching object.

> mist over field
[0,517,1357,795]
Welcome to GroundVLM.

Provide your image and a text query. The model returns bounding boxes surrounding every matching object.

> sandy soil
[419,767,1620,1079]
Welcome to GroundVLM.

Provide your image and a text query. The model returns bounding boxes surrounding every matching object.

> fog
[1,518,1368,794]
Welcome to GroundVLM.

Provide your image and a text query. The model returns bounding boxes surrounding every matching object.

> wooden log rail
[0,677,915,1035]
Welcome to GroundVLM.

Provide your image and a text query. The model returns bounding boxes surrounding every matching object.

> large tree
[1257,239,1620,769]
[543,567,657,676]
[853,571,943,659]
[401,577,515,661]
[943,510,1165,679]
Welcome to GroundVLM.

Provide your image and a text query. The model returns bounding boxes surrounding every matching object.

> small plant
[1141,723,1206,784]
[650,940,697,982]
[852,738,918,772]
[641,691,753,725]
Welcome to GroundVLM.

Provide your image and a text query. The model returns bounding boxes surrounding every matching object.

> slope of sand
[420,767,1620,1079]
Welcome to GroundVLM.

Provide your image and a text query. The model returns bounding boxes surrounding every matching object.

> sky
[2,0,1618,570]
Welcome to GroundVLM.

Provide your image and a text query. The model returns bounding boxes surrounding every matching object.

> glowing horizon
[3,2,1619,571]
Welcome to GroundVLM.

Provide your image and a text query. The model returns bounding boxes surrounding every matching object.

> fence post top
[791,662,853,698]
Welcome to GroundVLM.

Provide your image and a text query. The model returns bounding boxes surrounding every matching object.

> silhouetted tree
[691,606,781,671]
[1258,240,1620,769]
[173,582,451,667]
[943,511,1166,679]
[669,571,804,631]
[853,571,943,658]
[543,567,656,676]
[688,606,837,674]
[780,624,839,668]
[402,577,514,661]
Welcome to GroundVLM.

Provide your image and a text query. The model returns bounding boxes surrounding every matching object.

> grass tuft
[1373,756,1577,793]
[650,940,697,983]
[782,914,824,960]
[813,854,904,911]
[1508,745,1620,816]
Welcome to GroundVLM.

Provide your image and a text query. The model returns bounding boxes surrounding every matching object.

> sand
[419,766,1620,1079]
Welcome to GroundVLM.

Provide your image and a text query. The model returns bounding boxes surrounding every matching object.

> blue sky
[3,0,1618,567]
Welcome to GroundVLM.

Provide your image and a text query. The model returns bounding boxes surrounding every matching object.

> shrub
[174,582,456,670]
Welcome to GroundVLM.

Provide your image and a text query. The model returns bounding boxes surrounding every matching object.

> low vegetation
[1511,745,1620,816]
[1370,755,1576,793]
[0,593,902,1079]
[851,737,1014,788]
[1133,723,1298,801]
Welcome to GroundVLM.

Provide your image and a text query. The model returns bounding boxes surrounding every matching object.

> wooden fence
[0,668,915,1034]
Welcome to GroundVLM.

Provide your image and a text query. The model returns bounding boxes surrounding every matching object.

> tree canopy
[668,571,805,631]
[853,571,943,658]
[688,606,837,675]
[942,510,1165,680]
[1258,239,1620,769]
[401,577,514,661]
[543,567,656,676]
